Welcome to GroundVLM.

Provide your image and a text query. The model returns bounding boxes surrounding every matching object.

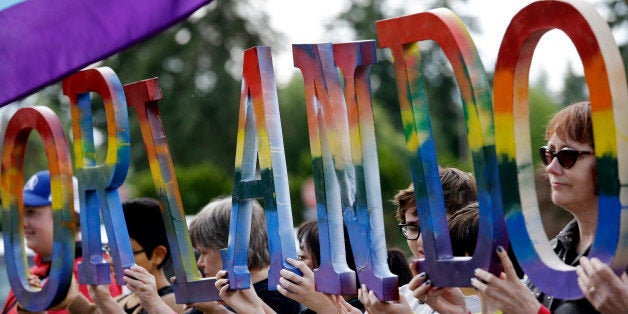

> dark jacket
[524,220,598,313]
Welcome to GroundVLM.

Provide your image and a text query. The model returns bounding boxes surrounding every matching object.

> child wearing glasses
[356,166,479,313]
[65,197,186,314]
[394,167,478,261]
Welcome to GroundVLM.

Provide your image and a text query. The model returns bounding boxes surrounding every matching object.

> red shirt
[1,253,122,314]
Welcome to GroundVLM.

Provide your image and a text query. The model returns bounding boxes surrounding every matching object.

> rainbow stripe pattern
[1,107,75,311]
[62,67,134,286]
[293,42,398,300]
[376,8,508,287]
[222,46,300,291]
[124,79,220,302]
[493,0,628,300]
[333,41,398,301]
[0,0,625,305]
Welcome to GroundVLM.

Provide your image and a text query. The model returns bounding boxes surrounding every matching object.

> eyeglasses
[539,146,593,169]
[398,223,420,240]
[102,244,145,256]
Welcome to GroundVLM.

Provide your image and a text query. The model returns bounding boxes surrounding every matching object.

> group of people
[3,100,627,313]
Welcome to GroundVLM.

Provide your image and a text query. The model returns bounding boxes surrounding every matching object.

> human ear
[150,245,168,266]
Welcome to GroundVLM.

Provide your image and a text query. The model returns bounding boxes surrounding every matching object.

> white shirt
[399,283,482,314]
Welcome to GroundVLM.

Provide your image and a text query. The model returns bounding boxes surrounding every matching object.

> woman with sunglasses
[472,101,609,313]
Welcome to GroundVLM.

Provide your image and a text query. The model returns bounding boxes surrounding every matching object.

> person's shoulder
[261,289,300,312]
[253,278,269,290]
[159,292,186,314]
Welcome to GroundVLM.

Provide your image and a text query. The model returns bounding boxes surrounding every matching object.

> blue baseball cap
[23,171,81,212]
[23,170,52,207]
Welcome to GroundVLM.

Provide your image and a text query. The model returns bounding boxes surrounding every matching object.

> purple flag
[0,0,213,107]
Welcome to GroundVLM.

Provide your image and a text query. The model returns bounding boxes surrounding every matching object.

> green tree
[330,0,479,167]
[1,0,282,214]
[559,0,627,104]
[327,0,477,248]
[561,65,587,106]
[99,1,282,212]
[276,73,410,224]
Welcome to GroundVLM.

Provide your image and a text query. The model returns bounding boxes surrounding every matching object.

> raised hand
[214,270,270,314]
[577,256,628,314]
[328,294,364,314]
[408,270,467,314]
[472,246,540,314]
[124,264,183,313]
[87,282,121,313]
[276,257,335,313]
[27,274,41,289]
[358,284,411,314]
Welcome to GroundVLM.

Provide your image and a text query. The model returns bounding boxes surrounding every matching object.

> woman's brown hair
[545,101,593,147]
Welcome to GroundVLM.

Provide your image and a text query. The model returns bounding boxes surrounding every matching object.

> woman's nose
[545,155,563,174]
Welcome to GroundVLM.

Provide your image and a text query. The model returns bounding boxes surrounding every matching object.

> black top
[346,297,364,312]
[299,296,364,313]
[187,278,300,314]
[254,278,301,314]
[524,220,599,313]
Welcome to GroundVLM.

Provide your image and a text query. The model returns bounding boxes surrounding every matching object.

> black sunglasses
[539,146,594,169]
[398,223,420,240]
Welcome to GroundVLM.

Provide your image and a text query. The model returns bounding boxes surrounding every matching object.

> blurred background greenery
[4,0,627,256]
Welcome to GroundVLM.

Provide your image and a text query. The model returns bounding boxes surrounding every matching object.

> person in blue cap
[21,170,63,258]
[1,170,122,314]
